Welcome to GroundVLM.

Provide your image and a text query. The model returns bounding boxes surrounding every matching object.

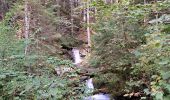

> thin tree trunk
[86,0,91,51]
[56,0,60,32]
[110,0,113,4]
[56,0,60,17]
[115,0,119,3]
[143,0,147,26]
[70,0,74,36]
[83,1,86,23]
[104,0,107,4]
[24,0,30,55]
[155,0,159,33]
[94,0,97,22]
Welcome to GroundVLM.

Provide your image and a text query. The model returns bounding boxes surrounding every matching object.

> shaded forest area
[0,0,170,100]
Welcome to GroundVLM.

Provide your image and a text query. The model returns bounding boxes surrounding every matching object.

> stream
[72,48,82,65]
[72,48,112,100]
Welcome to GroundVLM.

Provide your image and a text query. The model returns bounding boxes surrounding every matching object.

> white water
[72,48,82,64]
[85,78,94,94]
[85,78,111,100]
[84,94,110,100]
[72,48,112,100]
[86,78,94,90]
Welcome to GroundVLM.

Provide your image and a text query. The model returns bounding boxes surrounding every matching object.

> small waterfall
[85,94,111,100]
[85,78,111,100]
[85,78,94,94]
[71,48,112,100]
[72,48,82,64]
[86,78,94,90]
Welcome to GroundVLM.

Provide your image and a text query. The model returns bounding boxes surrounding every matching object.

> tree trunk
[143,0,147,26]
[56,0,60,32]
[70,0,74,35]
[56,0,60,17]
[115,0,119,3]
[24,0,30,55]
[87,0,91,51]
[83,1,86,22]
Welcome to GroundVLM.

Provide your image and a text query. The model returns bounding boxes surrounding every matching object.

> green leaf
[161,71,170,80]
[155,92,163,100]
[159,60,169,65]
[49,88,57,96]
[144,88,150,95]
[165,84,170,92]
[0,75,6,79]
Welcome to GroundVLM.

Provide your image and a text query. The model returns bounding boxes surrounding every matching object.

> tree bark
[143,0,147,26]
[24,0,30,55]
[56,0,60,32]
[87,0,91,51]
[115,0,119,3]
[70,0,74,35]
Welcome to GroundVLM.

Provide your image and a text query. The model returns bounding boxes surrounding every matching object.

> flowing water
[72,48,112,100]
[85,78,111,100]
[72,48,82,64]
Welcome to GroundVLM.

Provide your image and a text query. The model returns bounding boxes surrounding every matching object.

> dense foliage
[0,0,170,100]
[0,1,85,100]
[90,0,170,99]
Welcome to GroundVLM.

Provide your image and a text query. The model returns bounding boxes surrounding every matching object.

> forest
[0,0,170,100]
